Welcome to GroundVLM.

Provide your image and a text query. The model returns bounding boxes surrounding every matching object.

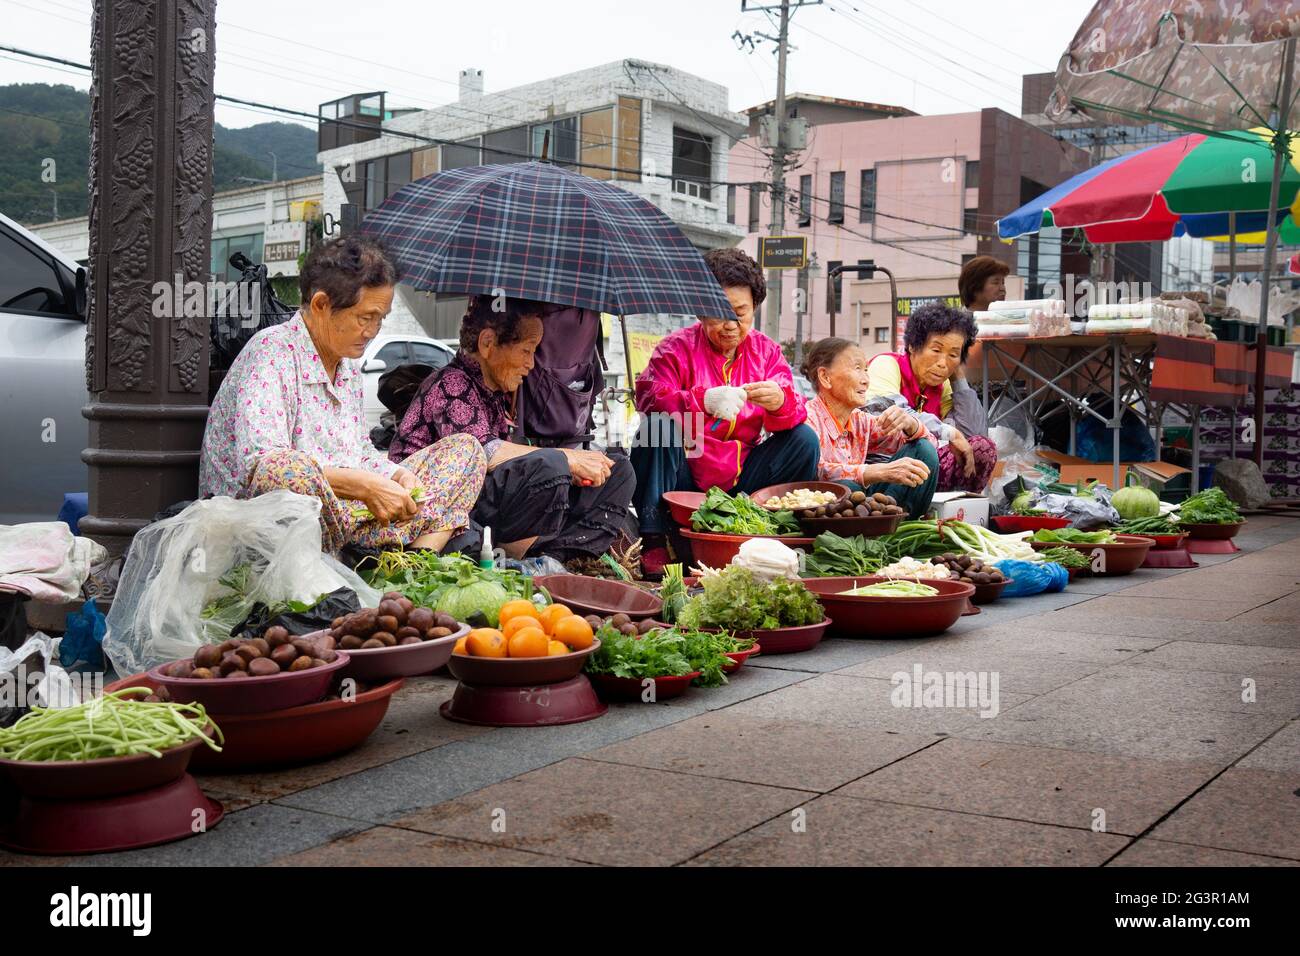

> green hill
[0,83,319,225]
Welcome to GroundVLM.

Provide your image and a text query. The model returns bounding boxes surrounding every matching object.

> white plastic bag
[1,632,81,727]
[103,491,379,676]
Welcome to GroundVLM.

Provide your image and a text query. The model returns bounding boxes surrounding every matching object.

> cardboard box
[928,491,990,528]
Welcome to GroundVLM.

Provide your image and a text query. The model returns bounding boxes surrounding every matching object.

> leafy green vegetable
[363,550,542,610]
[675,627,737,688]
[677,566,823,631]
[690,486,799,536]
[435,567,510,627]
[585,626,693,679]
[803,532,890,576]
[1176,487,1242,525]
[1038,546,1089,568]
[659,563,687,624]
[1031,528,1116,544]
[1010,491,1045,516]
[1114,515,1180,535]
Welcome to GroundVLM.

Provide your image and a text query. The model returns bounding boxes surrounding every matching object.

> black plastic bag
[210,252,297,372]
[234,587,360,638]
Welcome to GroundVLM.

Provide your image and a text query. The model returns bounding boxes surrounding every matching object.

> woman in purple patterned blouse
[392,296,635,561]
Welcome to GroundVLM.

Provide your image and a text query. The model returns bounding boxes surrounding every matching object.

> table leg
[1112,338,1121,490]
[1191,405,1201,493]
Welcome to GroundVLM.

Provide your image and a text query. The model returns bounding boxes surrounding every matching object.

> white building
[29,174,323,284]
[316,58,748,346]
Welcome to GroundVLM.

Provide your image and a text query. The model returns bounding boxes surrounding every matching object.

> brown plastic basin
[446,640,600,687]
[534,575,662,620]
[801,576,974,639]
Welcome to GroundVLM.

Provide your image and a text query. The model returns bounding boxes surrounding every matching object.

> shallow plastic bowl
[534,575,662,620]
[1180,520,1244,540]
[990,515,1070,534]
[341,623,467,681]
[588,671,700,702]
[149,649,350,715]
[0,734,209,800]
[662,491,706,526]
[751,481,850,511]
[801,576,975,639]
[1029,534,1155,576]
[447,640,600,687]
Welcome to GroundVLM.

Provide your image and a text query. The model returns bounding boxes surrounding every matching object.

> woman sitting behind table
[865,301,997,493]
[389,295,635,562]
[630,247,819,574]
[198,236,486,555]
[801,337,938,519]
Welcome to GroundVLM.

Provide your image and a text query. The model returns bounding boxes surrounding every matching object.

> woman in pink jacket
[630,248,820,573]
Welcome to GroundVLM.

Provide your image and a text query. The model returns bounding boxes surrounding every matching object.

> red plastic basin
[447,640,600,687]
[722,643,762,673]
[534,575,662,620]
[440,675,607,727]
[680,530,814,568]
[1029,534,1155,576]
[728,619,828,654]
[801,576,974,639]
[662,491,706,527]
[0,734,210,800]
[1180,520,1244,540]
[587,671,700,702]
[990,515,1070,534]
[1144,532,1189,550]
[798,512,902,537]
[149,648,350,715]
[106,671,403,773]
[341,624,467,682]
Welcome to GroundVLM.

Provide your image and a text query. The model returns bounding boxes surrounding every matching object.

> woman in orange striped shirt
[801,338,939,519]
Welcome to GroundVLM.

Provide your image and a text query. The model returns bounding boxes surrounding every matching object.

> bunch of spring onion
[351,486,426,521]
[1037,545,1089,569]
[0,688,222,762]
[842,580,939,598]
[882,520,1039,564]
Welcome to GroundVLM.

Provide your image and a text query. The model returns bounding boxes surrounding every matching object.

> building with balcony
[317,59,749,341]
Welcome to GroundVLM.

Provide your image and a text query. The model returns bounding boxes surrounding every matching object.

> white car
[358,334,455,429]
[0,211,88,526]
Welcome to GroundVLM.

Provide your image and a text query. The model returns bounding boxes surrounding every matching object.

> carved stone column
[81,0,217,560]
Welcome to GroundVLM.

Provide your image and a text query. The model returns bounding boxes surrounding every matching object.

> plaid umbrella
[356,161,735,318]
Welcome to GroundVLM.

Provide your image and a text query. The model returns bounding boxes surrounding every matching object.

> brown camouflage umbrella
[1046,1,1299,470]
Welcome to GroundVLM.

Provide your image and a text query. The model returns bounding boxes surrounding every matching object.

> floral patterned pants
[936,434,998,493]
[247,434,486,553]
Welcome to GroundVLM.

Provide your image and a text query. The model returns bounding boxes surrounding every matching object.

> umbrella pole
[1228,212,1236,285]
[1253,37,1296,469]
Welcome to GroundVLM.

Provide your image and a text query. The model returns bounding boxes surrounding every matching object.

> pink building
[729,98,1090,358]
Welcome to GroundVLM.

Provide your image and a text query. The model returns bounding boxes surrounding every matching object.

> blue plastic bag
[60,598,106,670]
[994,559,1069,597]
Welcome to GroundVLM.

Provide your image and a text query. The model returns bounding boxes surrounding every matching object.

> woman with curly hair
[630,247,819,574]
[391,295,635,561]
[864,301,997,493]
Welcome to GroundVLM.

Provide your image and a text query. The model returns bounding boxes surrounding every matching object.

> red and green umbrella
[998,127,1300,243]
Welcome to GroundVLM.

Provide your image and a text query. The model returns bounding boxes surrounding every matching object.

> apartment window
[964,159,981,189]
[483,126,529,166]
[827,259,842,312]
[363,158,383,210]
[798,175,811,226]
[748,185,761,231]
[672,126,713,201]
[616,97,642,182]
[442,137,482,170]
[964,207,979,235]
[581,107,615,180]
[875,327,889,344]
[860,168,876,225]
[829,171,845,224]
[727,185,736,224]
[531,117,577,165]
[386,152,411,198]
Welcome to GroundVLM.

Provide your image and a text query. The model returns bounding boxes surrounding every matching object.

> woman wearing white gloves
[630,248,820,575]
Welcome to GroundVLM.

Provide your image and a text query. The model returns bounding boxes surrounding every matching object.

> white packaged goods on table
[975,305,1071,337]
[1085,301,1187,336]
[989,299,1067,317]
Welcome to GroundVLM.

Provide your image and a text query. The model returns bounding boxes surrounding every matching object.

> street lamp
[827,260,898,351]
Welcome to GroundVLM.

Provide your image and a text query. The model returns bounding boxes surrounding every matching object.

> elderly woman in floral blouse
[801,337,939,519]
[199,236,485,554]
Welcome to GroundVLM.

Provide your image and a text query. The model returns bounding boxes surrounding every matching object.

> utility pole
[738,0,820,335]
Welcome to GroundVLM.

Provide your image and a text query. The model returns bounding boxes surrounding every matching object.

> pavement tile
[954,689,1286,763]
[1119,571,1299,603]
[1017,609,1300,647]
[1033,594,1263,623]
[71,803,368,867]
[197,677,488,801]
[585,711,936,791]
[1117,641,1300,677]
[1150,768,1300,861]
[660,663,816,711]
[1229,591,1300,625]
[835,737,1221,835]
[746,636,940,673]
[931,624,1168,663]
[1108,839,1300,866]
[685,794,1128,866]
[1237,721,1300,773]
[393,757,807,866]
[721,672,1032,733]
[1039,665,1300,717]
[268,825,591,866]
[836,647,1102,696]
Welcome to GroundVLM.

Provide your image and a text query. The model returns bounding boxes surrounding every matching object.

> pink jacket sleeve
[634,333,707,416]
[759,341,806,432]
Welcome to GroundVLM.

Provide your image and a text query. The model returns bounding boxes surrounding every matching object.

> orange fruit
[498,599,541,630]
[547,640,570,656]
[553,615,594,650]
[537,603,572,635]
[502,615,544,641]
[465,628,507,658]
[507,627,549,658]
[453,635,469,655]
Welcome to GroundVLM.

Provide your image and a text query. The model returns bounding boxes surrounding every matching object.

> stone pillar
[81,0,217,559]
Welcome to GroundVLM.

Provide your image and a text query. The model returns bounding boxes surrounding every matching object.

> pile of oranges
[454,599,596,659]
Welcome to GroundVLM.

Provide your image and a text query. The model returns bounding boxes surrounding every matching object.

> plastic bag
[988,426,1040,509]
[60,598,106,670]
[994,558,1068,597]
[1,632,81,727]
[209,253,297,372]
[236,587,362,638]
[102,491,379,676]
[1029,486,1121,529]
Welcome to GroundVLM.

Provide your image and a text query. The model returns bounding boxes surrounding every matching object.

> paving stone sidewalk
[4,516,1297,867]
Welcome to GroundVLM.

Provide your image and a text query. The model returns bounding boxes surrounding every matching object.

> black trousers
[471,448,636,561]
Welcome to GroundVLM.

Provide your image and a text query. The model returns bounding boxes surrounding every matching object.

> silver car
[0,212,88,526]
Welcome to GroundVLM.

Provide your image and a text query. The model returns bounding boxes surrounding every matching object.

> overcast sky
[1,0,1094,129]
